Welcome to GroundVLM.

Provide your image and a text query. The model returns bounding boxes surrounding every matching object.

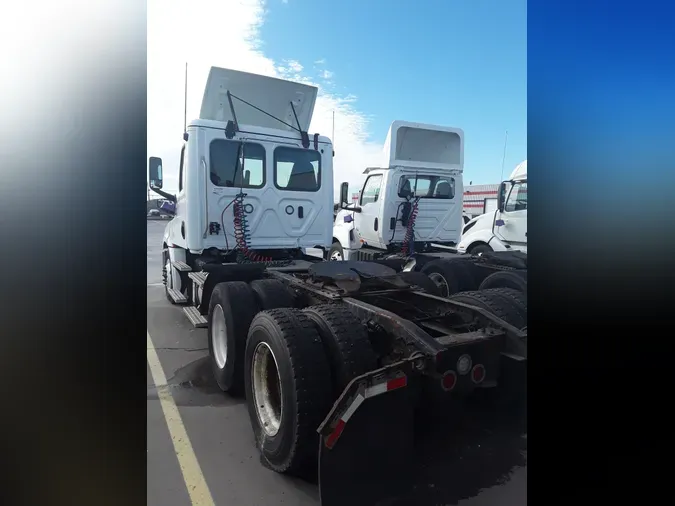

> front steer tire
[245,308,333,477]
[327,241,344,261]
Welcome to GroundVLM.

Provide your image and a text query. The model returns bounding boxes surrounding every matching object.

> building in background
[462,184,499,219]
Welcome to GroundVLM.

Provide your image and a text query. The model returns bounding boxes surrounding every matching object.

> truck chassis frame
[167,254,527,506]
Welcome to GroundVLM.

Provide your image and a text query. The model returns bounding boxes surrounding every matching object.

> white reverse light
[457,354,472,375]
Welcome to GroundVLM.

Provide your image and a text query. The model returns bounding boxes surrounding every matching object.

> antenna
[183,62,188,134]
[500,130,508,180]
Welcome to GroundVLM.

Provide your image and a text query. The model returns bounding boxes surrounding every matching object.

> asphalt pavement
[146,220,527,506]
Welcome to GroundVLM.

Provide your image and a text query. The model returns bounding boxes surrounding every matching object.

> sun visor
[199,67,318,132]
[383,121,464,171]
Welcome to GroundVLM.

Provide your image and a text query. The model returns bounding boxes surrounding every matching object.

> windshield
[398,175,455,199]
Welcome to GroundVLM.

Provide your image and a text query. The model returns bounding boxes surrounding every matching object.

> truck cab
[457,160,527,255]
[332,121,464,260]
[148,67,334,296]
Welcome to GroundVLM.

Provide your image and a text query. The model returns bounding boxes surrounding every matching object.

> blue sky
[261,0,527,184]
[148,0,527,194]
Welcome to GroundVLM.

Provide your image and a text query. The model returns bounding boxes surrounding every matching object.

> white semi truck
[149,67,527,505]
[329,123,528,299]
[458,160,527,255]
[331,121,465,262]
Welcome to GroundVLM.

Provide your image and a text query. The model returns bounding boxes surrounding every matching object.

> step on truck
[331,121,528,300]
[149,67,527,506]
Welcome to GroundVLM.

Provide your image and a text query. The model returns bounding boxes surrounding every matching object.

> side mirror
[497,181,508,212]
[148,156,177,203]
[339,182,349,207]
[149,156,163,189]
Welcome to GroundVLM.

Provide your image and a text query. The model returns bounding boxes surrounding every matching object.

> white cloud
[314,58,326,65]
[148,0,380,198]
[284,59,303,73]
[320,69,334,80]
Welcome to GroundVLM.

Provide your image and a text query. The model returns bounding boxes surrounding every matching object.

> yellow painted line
[147,331,215,506]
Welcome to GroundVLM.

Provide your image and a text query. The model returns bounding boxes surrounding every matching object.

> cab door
[353,174,385,248]
[495,180,527,248]
[166,143,188,248]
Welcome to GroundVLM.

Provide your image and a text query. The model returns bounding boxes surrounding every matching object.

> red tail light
[441,371,457,391]
[471,364,486,384]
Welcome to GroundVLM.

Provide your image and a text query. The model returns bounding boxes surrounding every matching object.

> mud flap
[318,387,415,506]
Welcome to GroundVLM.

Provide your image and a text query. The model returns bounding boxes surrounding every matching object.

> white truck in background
[331,121,465,262]
[329,125,529,300]
[458,160,527,255]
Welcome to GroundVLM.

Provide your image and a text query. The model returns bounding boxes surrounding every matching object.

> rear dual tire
[449,288,527,329]
[245,309,333,475]
[208,279,296,396]
[245,305,376,476]
[208,281,259,395]
[479,270,528,295]
[420,258,477,297]
[208,281,377,476]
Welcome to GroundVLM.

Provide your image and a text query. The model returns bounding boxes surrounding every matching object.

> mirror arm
[341,203,361,212]
[151,186,177,203]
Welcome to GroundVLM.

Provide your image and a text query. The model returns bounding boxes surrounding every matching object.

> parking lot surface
[146,220,527,506]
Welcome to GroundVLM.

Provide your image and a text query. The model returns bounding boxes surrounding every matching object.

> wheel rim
[330,250,343,261]
[252,342,283,437]
[212,304,228,370]
[428,272,450,297]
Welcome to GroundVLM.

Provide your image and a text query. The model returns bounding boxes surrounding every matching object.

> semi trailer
[149,66,527,505]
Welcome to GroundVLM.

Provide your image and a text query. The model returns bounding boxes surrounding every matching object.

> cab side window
[360,175,383,205]
[505,182,527,212]
[178,145,186,192]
